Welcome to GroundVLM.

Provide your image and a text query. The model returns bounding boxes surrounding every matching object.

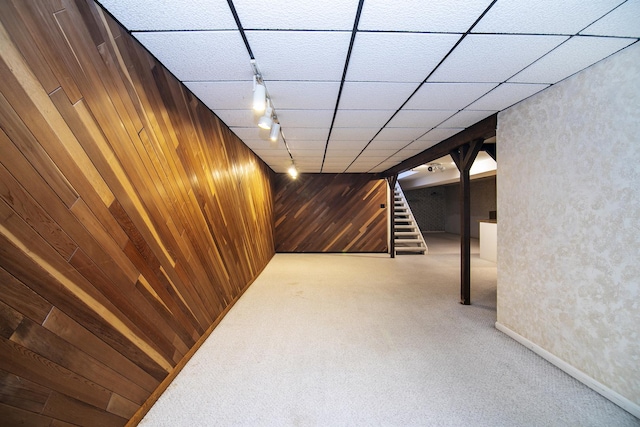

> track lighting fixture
[258,105,273,130]
[288,163,298,179]
[253,75,266,114]
[269,122,280,143]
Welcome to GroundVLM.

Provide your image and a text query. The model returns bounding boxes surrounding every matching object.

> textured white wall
[497,43,640,406]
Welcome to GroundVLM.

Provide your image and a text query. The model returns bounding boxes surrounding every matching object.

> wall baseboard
[495,322,640,420]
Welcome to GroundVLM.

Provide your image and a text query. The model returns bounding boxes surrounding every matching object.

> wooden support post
[450,139,484,305]
[386,175,398,258]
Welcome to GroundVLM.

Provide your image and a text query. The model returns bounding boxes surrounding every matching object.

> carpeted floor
[140,233,639,426]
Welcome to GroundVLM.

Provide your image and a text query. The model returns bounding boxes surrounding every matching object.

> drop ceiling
[97,0,639,174]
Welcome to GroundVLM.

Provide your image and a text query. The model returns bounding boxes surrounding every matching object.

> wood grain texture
[0,0,275,425]
[274,174,388,252]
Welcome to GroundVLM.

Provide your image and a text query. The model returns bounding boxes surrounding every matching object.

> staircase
[393,183,428,255]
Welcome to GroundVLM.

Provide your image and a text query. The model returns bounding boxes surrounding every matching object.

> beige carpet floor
[139,233,639,426]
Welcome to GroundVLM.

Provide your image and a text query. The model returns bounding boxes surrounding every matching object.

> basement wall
[274,173,388,252]
[497,43,640,413]
[0,1,274,425]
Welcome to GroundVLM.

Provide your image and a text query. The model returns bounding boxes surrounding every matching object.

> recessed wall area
[403,176,497,238]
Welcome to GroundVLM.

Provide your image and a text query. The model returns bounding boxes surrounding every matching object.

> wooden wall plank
[0,0,275,423]
[274,174,388,252]
[0,370,51,414]
[42,392,127,427]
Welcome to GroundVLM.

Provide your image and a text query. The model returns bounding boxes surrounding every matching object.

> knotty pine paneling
[0,0,275,425]
[274,174,388,252]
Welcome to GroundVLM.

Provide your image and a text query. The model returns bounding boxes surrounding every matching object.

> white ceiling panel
[387,110,456,128]
[230,127,271,142]
[282,128,329,141]
[428,35,568,83]
[359,149,398,157]
[246,31,351,81]
[285,140,327,151]
[213,110,258,128]
[232,0,359,30]
[185,81,252,110]
[419,128,465,142]
[333,110,395,128]
[473,0,623,35]
[276,110,334,129]
[133,31,252,81]
[289,149,326,158]
[346,33,460,82]
[325,141,369,151]
[339,82,419,110]
[467,83,549,110]
[99,0,237,30]
[266,81,340,110]
[404,139,440,152]
[581,0,640,38]
[329,128,380,141]
[509,36,636,84]
[358,0,494,32]
[367,139,412,150]
[404,83,497,110]
[372,127,427,141]
[437,110,496,129]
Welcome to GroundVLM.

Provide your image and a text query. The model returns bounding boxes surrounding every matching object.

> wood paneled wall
[274,174,388,252]
[0,0,274,425]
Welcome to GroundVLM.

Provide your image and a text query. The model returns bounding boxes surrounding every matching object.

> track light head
[258,106,273,130]
[253,76,266,113]
[288,163,298,179]
[269,122,280,142]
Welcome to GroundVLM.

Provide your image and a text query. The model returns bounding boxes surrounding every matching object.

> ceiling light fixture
[253,75,266,114]
[269,121,280,143]
[288,162,298,179]
[258,105,273,130]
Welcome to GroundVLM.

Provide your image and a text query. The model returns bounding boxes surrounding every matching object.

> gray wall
[403,176,496,238]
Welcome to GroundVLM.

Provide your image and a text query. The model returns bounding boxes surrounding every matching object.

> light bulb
[269,123,280,142]
[253,79,266,113]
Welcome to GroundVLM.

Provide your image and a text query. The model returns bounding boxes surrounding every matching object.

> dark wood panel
[0,370,51,414]
[0,0,275,423]
[274,173,388,252]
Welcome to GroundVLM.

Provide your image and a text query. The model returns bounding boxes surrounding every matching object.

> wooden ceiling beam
[381,113,497,178]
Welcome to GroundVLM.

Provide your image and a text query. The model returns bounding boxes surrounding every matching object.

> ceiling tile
[325,141,369,151]
[133,31,252,81]
[285,140,327,151]
[276,110,334,129]
[230,126,271,142]
[372,127,428,141]
[290,149,326,158]
[266,81,340,110]
[185,81,252,110]
[418,128,465,141]
[473,0,623,35]
[99,0,237,30]
[437,110,496,128]
[581,0,640,38]
[387,110,456,128]
[367,139,413,150]
[339,82,419,110]
[404,83,497,110]
[347,33,460,82]
[329,128,380,141]
[359,149,399,157]
[333,110,395,128]
[281,128,329,141]
[358,0,494,32]
[232,0,359,30]
[404,139,440,151]
[509,36,636,84]
[246,31,351,81]
[213,110,257,128]
[428,35,568,83]
[466,83,549,110]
